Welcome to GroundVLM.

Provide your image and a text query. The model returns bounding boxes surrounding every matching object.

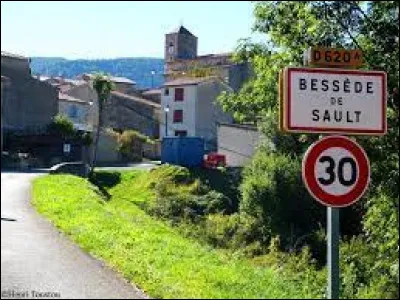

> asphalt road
[1,171,148,299]
[95,162,159,171]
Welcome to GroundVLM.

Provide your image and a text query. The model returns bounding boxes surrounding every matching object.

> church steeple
[165,25,198,62]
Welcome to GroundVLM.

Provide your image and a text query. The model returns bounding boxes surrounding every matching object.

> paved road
[95,162,159,171]
[1,171,147,299]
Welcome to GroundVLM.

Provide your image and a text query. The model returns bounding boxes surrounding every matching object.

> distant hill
[30,57,164,89]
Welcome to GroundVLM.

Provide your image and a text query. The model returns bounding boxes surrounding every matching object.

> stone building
[58,92,93,132]
[1,51,58,136]
[165,26,198,62]
[59,81,99,132]
[163,26,251,91]
[103,91,161,139]
[160,26,251,149]
[160,77,233,150]
[142,88,162,104]
[79,73,137,94]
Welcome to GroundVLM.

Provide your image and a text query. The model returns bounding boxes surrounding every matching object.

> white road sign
[283,67,387,135]
[302,135,370,207]
[63,143,71,153]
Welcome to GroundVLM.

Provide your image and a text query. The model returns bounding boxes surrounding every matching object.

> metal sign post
[327,207,340,299]
[302,135,371,299]
[281,45,385,300]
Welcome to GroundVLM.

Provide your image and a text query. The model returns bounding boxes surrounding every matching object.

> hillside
[30,57,164,89]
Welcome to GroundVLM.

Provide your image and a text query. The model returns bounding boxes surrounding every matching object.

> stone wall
[1,55,30,78]
[165,32,197,62]
[217,124,262,167]
[1,54,58,132]
[102,92,161,139]
[63,84,98,130]
[1,76,58,131]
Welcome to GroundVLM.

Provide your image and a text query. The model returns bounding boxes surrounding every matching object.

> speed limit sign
[302,135,370,207]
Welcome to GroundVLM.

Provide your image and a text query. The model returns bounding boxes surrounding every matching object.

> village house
[160,77,232,150]
[58,92,94,132]
[104,91,161,138]
[160,26,250,150]
[1,51,58,136]
[164,26,251,92]
[79,73,137,94]
[142,88,162,104]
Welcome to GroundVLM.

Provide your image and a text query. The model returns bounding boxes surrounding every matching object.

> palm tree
[90,73,115,175]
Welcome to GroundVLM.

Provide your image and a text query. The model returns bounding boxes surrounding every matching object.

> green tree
[218,2,398,296]
[90,73,115,174]
[48,114,76,139]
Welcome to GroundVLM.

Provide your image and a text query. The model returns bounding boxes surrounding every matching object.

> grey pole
[165,111,168,137]
[327,207,340,299]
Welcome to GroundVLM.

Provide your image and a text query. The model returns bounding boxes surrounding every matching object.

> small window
[173,110,183,123]
[68,105,78,118]
[175,130,187,137]
[165,88,169,96]
[175,88,184,101]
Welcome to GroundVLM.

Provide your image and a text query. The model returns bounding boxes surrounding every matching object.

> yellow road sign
[306,47,363,68]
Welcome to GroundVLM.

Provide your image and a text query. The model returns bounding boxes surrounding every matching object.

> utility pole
[151,70,155,88]
[164,105,169,137]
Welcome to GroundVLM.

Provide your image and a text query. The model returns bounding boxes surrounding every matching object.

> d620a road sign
[304,47,363,68]
[302,136,370,207]
[282,67,387,135]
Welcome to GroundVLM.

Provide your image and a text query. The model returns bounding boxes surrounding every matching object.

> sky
[1,1,264,59]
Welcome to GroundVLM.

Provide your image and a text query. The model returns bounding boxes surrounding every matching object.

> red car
[203,152,226,168]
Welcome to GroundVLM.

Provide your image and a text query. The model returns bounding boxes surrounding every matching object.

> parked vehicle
[49,162,90,177]
[203,152,226,168]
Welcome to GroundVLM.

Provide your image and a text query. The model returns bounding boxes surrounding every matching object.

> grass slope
[32,171,321,299]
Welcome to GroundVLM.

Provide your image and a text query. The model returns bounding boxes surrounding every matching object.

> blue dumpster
[161,137,205,167]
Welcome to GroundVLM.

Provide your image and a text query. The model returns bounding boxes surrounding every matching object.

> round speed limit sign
[302,135,370,207]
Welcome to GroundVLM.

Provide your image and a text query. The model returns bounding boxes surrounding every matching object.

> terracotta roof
[166,53,233,64]
[57,84,74,93]
[197,52,233,58]
[142,89,162,95]
[79,73,136,85]
[63,78,87,85]
[58,92,89,104]
[110,76,136,84]
[111,91,161,108]
[164,77,216,87]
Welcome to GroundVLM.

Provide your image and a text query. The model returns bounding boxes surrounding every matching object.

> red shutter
[173,110,183,123]
[175,88,184,101]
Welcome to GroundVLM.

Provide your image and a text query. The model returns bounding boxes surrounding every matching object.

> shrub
[203,214,239,247]
[116,130,148,161]
[250,238,326,298]
[80,132,93,146]
[361,192,399,298]
[340,237,376,298]
[340,235,399,299]
[240,151,324,248]
[147,164,192,187]
[201,213,270,254]
[147,190,231,222]
[47,114,76,138]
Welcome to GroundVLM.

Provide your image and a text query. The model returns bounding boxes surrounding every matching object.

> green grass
[32,171,322,299]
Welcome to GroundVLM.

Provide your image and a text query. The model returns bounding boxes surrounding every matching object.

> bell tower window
[168,42,174,55]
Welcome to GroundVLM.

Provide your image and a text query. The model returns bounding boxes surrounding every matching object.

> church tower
[164,26,198,62]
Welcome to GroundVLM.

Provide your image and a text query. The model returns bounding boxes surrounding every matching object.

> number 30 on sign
[302,136,370,207]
